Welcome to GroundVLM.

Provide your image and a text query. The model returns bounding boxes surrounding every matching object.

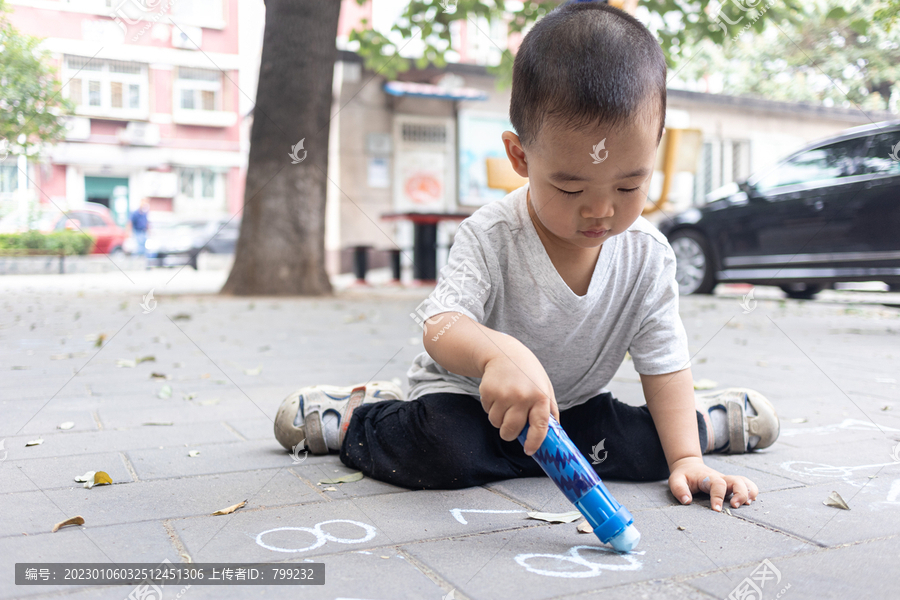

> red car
[53,202,128,255]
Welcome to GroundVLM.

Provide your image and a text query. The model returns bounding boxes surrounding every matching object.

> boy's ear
[501,131,529,178]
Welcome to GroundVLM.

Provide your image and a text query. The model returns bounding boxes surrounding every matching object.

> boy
[275,1,779,513]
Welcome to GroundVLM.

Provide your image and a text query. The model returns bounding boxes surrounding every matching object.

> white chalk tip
[608,524,641,553]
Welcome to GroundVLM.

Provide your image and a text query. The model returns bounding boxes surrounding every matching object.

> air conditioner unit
[172,25,202,50]
[64,117,91,141]
[118,122,160,146]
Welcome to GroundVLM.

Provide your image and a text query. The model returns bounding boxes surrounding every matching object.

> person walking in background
[129,198,150,256]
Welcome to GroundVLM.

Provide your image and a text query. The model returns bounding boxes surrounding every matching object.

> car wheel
[669,230,716,295]
[780,283,821,300]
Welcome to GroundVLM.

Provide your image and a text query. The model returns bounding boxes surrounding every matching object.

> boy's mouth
[579,229,609,239]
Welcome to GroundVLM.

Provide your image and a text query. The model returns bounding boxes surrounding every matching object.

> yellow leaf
[693,379,718,390]
[318,472,364,485]
[85,471,113,489]
[52,516,85,533]
[212,500,247,516]
[576,520,593,533]
[526,510,582,524]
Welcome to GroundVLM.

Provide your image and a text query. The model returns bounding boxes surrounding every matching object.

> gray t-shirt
[406,183,691,410]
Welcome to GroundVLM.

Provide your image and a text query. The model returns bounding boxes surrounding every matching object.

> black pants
[340,392,708,490]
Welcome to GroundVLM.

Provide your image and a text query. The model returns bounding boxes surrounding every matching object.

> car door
[850,129,900,268]
[85,212,112,253]
[719,137,866,271]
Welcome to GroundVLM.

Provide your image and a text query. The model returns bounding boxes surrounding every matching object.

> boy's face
[501,111,661,253]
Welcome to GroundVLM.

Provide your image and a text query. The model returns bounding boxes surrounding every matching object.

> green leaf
[826,7,848,21]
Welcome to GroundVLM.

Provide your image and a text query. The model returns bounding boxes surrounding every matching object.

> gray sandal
[696,388,780,453]
[274,382,404,453]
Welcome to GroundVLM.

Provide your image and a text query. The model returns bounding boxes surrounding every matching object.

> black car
[659,120,900,299]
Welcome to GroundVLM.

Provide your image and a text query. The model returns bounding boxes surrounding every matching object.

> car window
[756,138,864,192]
[858,132,900,176]
[87,213,107,227]
[56,212,86,230]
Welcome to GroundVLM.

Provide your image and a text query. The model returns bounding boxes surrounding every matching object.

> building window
[175,67,221,111]
[63,56,147,115]
[0,165,18,193]
[179,168,219,200]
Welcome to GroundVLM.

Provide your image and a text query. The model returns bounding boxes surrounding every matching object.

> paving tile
[401,504,803,600]
[40,468,325,527]
[0,521,181,599]
[686,536,899,600]
[172,487,534,563]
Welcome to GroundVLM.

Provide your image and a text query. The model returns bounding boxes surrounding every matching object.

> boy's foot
[696,388,779,454]
[274,381,404,454]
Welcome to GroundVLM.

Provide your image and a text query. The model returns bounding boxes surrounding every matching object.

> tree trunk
[221,0,340,296]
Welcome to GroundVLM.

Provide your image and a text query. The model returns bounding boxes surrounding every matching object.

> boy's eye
[619,187,641,194]
[555,187,582,196]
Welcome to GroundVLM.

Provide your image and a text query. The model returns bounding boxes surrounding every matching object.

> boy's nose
[581,199,614,220]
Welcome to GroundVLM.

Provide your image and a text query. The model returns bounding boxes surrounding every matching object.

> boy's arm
[642,368,758,511]
[423,312,560,455]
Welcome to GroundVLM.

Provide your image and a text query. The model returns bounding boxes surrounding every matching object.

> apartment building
[2,0,248,227]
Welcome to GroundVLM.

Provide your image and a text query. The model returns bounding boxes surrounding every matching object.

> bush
[0,230,93,255]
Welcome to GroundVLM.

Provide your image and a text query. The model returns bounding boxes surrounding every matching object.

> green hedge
[0,230,94,255]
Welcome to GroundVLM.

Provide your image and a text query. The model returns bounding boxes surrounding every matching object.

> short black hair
[509,1,667,149]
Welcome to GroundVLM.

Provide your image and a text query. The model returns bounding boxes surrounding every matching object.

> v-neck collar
[516,184,619,308]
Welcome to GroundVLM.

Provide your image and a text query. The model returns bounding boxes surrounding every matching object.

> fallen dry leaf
[116,359,136,368]
[576,520,593,533]
[172,313,192,321]
[723,508,733,516]
[84,471,112,489]
[693,379,718,390]
[212,500,247,516]
[57,422,75,430]
[677,525,686,531]
[136,355,156,364]
[182,392,197,401]
[94,334,106,348]
[318,472,364,485]
[188,450,200,457]
[526,510,582,524]
[157,385,172,399]
[824,491,850,510]
[25,438,43,447]
[322,486,338,492]
[51,516,85,533]
[150,372,168,380]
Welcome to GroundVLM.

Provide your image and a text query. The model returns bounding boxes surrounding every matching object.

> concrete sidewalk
[2,280,899,600]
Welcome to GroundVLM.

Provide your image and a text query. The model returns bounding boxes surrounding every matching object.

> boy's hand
[479,351,560,456]
[668,457,759,511]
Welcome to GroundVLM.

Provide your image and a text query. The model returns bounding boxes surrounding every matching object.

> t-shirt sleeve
[628,244,691,375]
[410,221,493,328]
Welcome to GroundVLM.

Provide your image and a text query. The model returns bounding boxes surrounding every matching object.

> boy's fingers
[669,474,692,505]
[708,476,728,511]
[499,406,530,443]
[523,407,551,455]
[729,477,750,507]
